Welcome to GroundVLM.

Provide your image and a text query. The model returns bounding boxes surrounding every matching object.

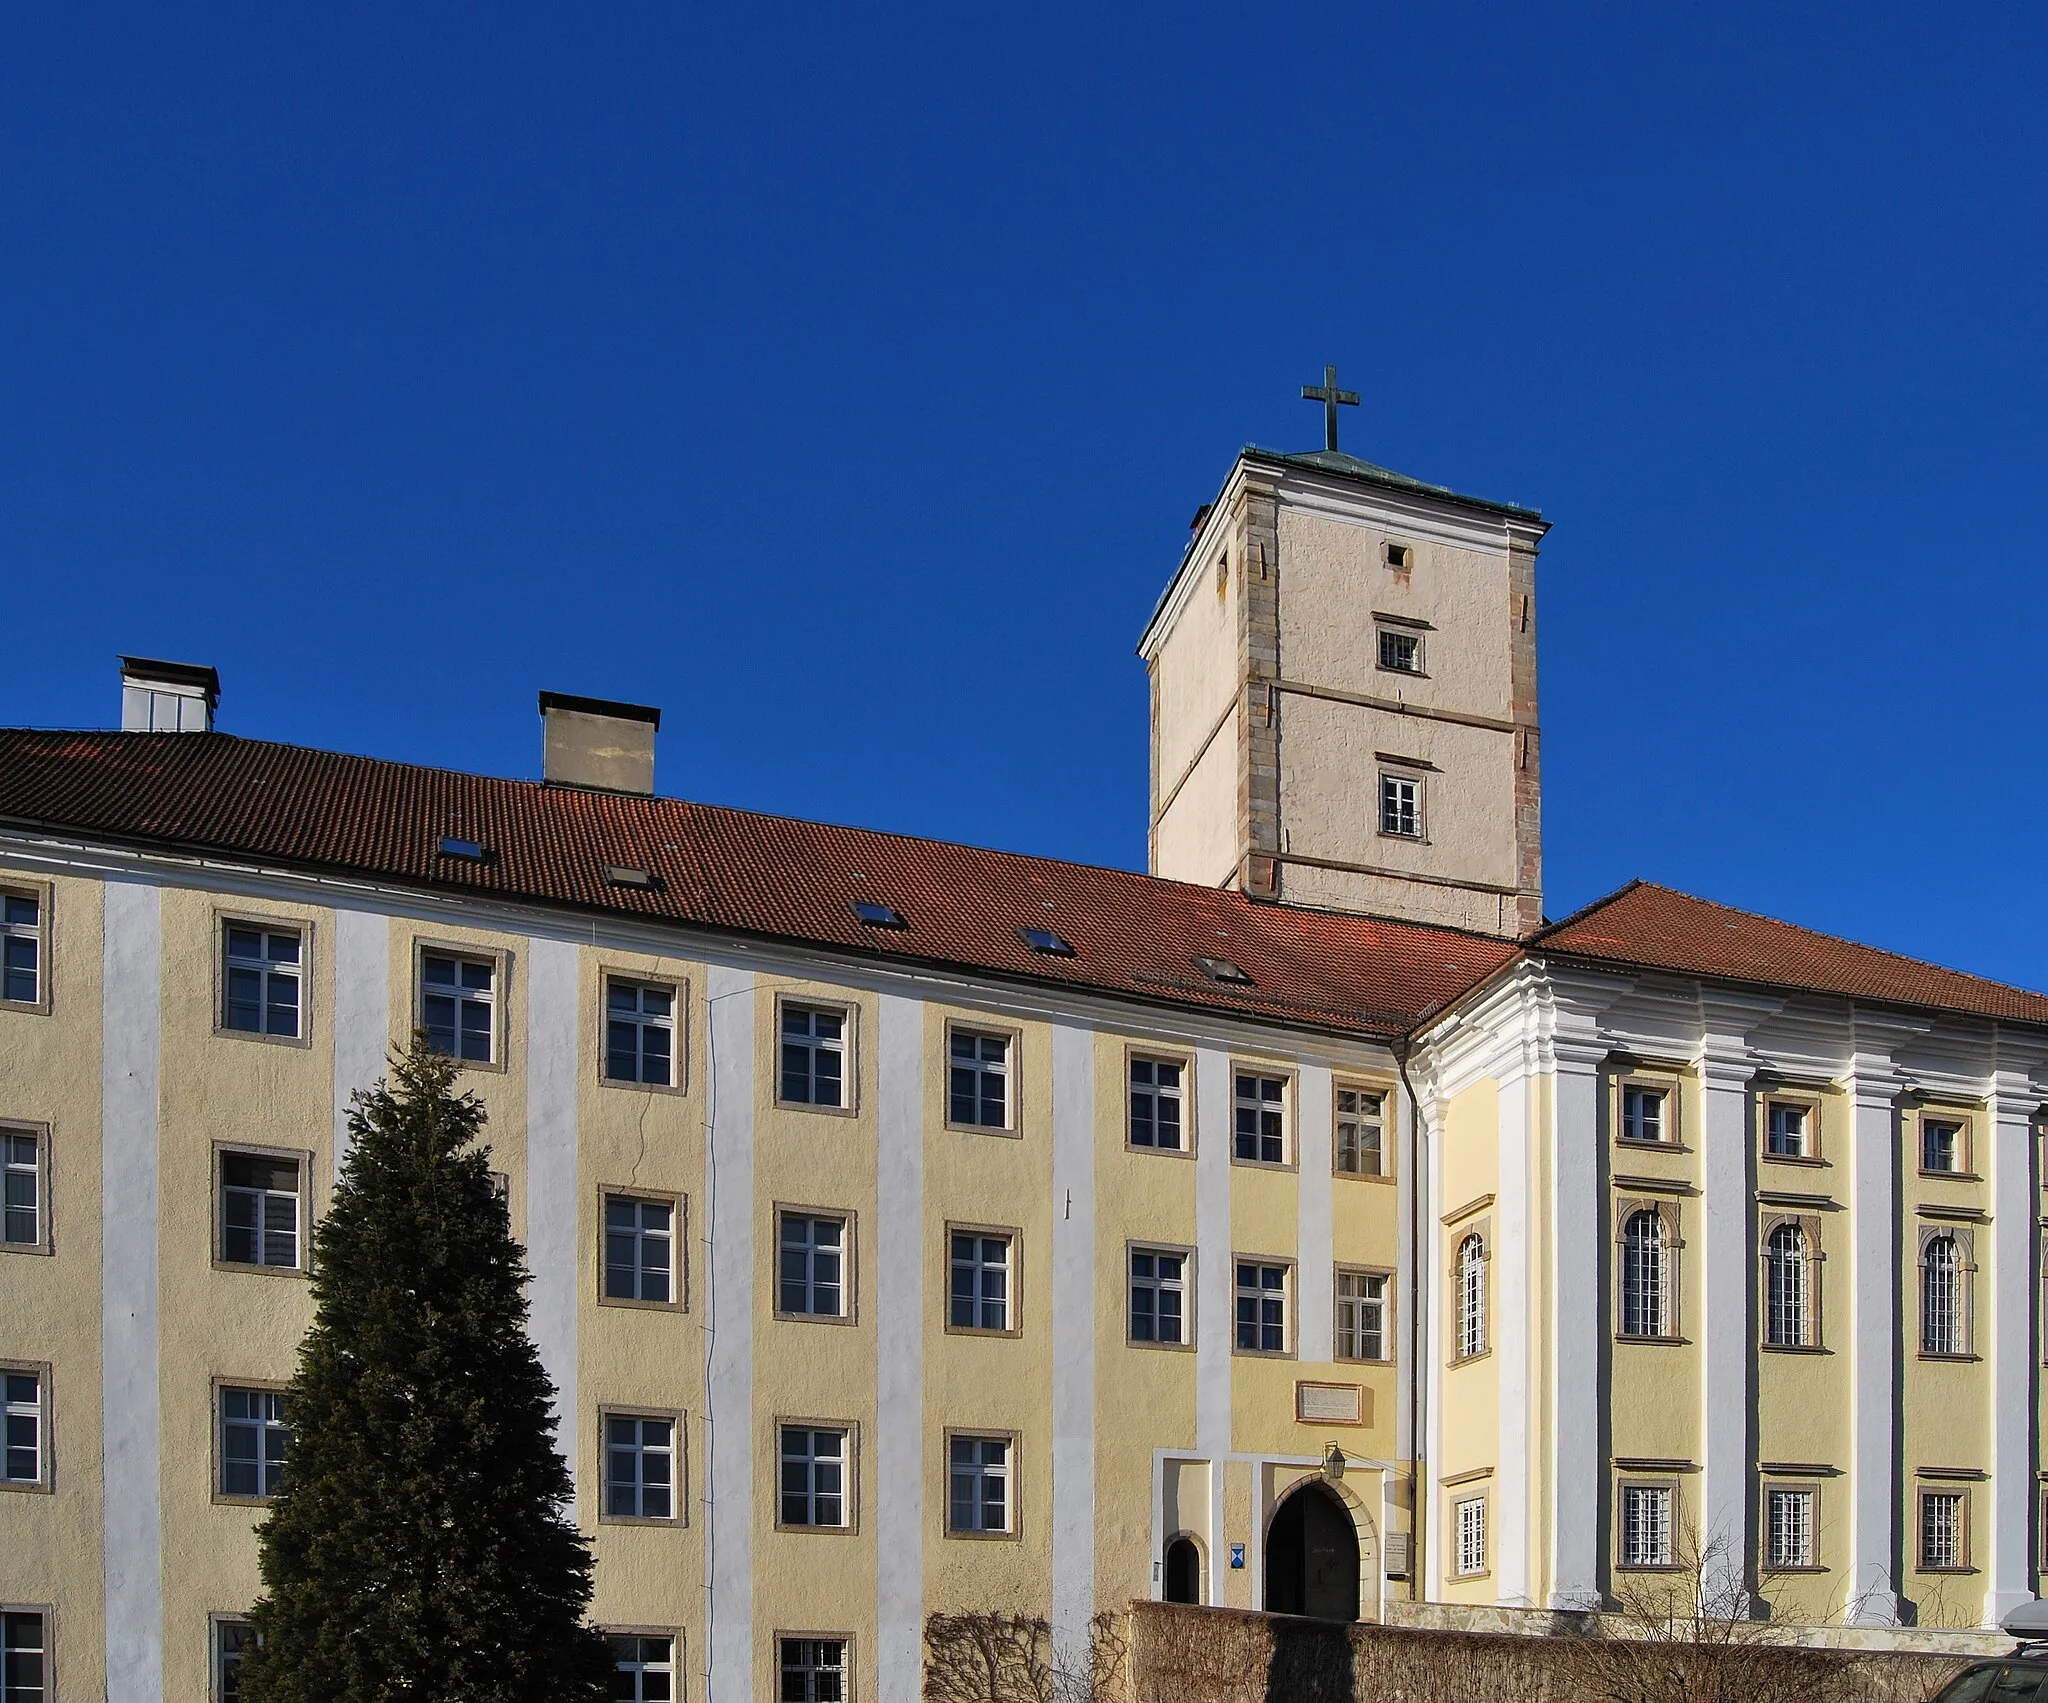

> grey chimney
[539,692,660,795]
[120,657,219,732]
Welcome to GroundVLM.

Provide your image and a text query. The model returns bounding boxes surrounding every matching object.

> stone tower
[1139,443,1547,937]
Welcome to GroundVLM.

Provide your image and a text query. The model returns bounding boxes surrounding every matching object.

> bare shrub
[924,1610,1126,1703]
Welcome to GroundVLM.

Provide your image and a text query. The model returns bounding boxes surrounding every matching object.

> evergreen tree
[240,1037,614,1703]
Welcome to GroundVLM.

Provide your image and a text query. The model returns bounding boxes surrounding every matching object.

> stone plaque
[1295,1381,1363,1425]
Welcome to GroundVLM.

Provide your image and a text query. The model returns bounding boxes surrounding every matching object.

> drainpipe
[1395,1035,1425,1604]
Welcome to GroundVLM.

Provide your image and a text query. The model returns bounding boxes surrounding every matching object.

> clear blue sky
[4,5,2043,988]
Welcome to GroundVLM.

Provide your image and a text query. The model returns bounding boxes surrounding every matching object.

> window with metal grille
[1619,1210,1669,1338]
[1380,774,1421,838]
[1377,629,1422,673]
[608,1634,674,1703]
[3,1371,43,1485]
[219,1152,301,1268]
[2,1131,41,1248]
[605,980,674,1086]
[1335,1087,1383,1175]
[1336,1270,1386,1361]
[604,1415,675,1520]
[1620,1485,1672,1567]
[1919,1490,1965,1570]
[948,1434,1011,1534]
[220,1388,289,1499]
[779,1638,847,1703]
[1921,1235,1963,1354]
[1621,1085,1666,1143]
[604,1196,674,1303]
[1234,1261,1286,1353]
[1455,1497,1486,1576]
[949,1029,1010,1129]
[1767,1488,1815,1569]
[1764,1222,1811,1347]
[1128,1056,1184,1150]
[420,952,495,1063]
[948,1232,1011,1332]
[1233,1073,1285,1164]
[222,925,301,1037]
[780,1004,846,1107]
[1456,1234,1488,1359]
[779,1426,848,1527]
[778,1214,845,1317]
[0,893,40,1006]
[1129,1248,1186,1345]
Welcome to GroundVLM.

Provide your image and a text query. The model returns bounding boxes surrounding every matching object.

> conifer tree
[239,1036,614,1703]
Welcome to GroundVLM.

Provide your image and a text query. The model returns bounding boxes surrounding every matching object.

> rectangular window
[604,1414,676,1520]
[1377,628,1422,674]
[948,1232,1012,1332]
[779,1426,848,1528]
[780,1004,847,1109]
[1919,1490,1965,1570]
[604,1196,675,1305]
[605,980,674,1087]
[1129,1247,1186,1345]
[1454,1496,1487,1576]
[2,1130,42,1249]
[1233,1073,1286,1164]
[778,1214,846,1318]
[220,1388,290,1500]
[215,1619,254,1703]
[1767,1487,1816,1570]
[948,1434,1012,1535]
[1335,1270,1387,1362]
[1379,774,1421,838]
[1621,1085,1666,1144]
[1620,1485,1672,1568]
[3,1370,44,1486]
[779,1638,847,1703]
[948,1029,1011,1129]
[219,1151,302,1269]
[420,951,495,1063]
[1334,1087,1384,1176]
[1128,1056,1184,1151]
[1234,1261,1287,1354]
[1766,1102,1809,1159]
[2,1613,45,1703]
[222,923,302,1038]
[608,1635,674,1703]
[1921,1117,1964,1174]
[0,892,41,1006]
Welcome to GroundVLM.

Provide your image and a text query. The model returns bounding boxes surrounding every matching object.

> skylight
[852,901,907,929]
[1018,927,1073,956]
[437,836,487,861]
[605,864,660,890]
[1193,954,1251,986]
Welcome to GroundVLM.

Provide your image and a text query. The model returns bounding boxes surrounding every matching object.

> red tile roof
[1535,880,2048,1026]
[0,731,1518,1038]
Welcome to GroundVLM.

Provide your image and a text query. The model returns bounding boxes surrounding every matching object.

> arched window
[1620,1210,1668,1338]
[1764,1221,1810,1347]
[1456,1233,1488,1359]
[1922,1234,1963,1355]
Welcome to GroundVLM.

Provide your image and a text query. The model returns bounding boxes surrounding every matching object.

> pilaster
[1495,1047,1535,1605]
[1844,1049,1905,1625]
[1984,1068,2038,1624]
[1235,481,1281,898]
[1547,1033,1606,1609]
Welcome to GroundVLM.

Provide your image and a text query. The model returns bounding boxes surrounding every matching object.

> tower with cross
[1300,365,1360,452]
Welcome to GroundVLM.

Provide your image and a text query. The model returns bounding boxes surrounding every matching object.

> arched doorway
[1163,1535,1201,1603]
[1264,1482,1359,1621]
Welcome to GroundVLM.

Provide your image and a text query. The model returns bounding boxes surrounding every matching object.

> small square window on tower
[1384,542,1413,571]
[1379,773,1423,839]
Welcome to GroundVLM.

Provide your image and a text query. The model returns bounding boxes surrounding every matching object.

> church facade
[2,430,2043,1703]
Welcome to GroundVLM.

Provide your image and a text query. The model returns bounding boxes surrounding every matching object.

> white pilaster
[101,877,163,1703]
[1296,1062,1334,1365]
[875,993,925,1696]
[1051,1022,1098,1671]
[1547,1045,1604,1610]
[704,967,755,1703]
[1985,1072,2037,1624]
[525,937,581,1504]
[1845,1054,1902,1624]
[1696,1024,1757,1600]
[1194,1046,1233,1602]
[1494,1055,1532,1606]
[331,907,390,1180]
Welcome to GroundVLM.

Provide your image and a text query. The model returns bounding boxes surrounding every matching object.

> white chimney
[539,691,659,794]
[120,657,219,733]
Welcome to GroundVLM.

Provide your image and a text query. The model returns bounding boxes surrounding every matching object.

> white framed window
[1620,1484,1673,1568]
[1379,773,1422,839]
[1765,1100,1810,1159]
[1620,1085,1667,1144]
[1455,1232,1488,1360]
[948,1230,1013,1333]
[605,979,675,1087]
[2,1613,46,1703]
[778,1425,849,1529]
[221,923,302,1039]
[1918,1489,1966,1570]
[1376,627,1423,674]
[1921,1234,1965,1355]
[2,1128,44,1251]
[218,1150,303,1270]
[603,1414,677,1521]
[1233,1072,1287,1164]
[1129,1247,1187,1345]
[1764,1221,1812,1348]
[1619,1209,1670,1339]
[603,1196,676,1305]
[1335,1269,1387,1362]
[779,1638,847,1703]
[1335,1086,1385,1176]
[948,1027,1012,1130]
[947,1433,1013,1536]
[3,1368,45,1488]
[1128,1055,1185,1151]
[607,1635,675,1703]
[214,1617,255,1703]
[780,1003,848,1109]
[1766,1487,1817,1569]
[1921,1116,1965,1175]
[219,1387,290,1500]
[0,890,42,1007]
[420,951,496,1064]
[1454,1495,1487,1576]
[777,1213,846,1319]
[1234,1260,1288,1354]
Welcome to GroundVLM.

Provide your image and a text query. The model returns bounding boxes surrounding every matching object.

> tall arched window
[1620,1210,1668,1338]
[1764,1221,1810,1347]
[1456,1233,1488,1359]
[1922,1234,1962,1355]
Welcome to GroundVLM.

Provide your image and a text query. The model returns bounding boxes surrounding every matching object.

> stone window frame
[211,1612,256,1703]
[601,1627,685,1703]
[776,1631,856,1702]
[1228,1061,1296,1171]
[210,908,314,1050]
[942,1221,1022,1339]
[1912,1103,1977,1179]
[1759,1212,1825,1351]
[1376,765,1428,843]
[1125,1241,1195,1352]
[773,991,858,1117]
[1758,1087,1825,1167]
[941,1426,1023,1543]
[596,1405,688,1527]
[0,1119,52,1257]
[772,1204,859,1327]
[1,1607,54,1703]
[772,1417,862,1536]
[1373,618,1428,679]
[1124,1044,1195,1159]
[0,876,53,1016]
[1760,1476,1825,1574]
[410,937,512,1074]
[1446,1479,1490,1580]
[1915,1223,1977,1360]
[1615,1477,1681,1572]
[1333,1264,1394,1364]
[1611,1061,1686,1149]
[598,968,689,1097]
[211,1140,314,1280]
[1447,1211,1493,1366]
[1333,1077,1397,1183]
[943,1018,1023,1138]
[211,1377,292,1506]
[1913,1481,1973,1574]
[0,1360,53,1494]
[596,1186,689,1314]
[1613,1197,1684,1343]
[1230,1252,1295,1359]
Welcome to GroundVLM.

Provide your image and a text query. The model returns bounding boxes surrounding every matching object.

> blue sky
[4,4,2043,987]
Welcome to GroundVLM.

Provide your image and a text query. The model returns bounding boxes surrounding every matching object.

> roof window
[438,837,489,862]
[605,864,660,890]
[852,901,907,929]
[1194,955,1252,986]
[1018,927,1073,956]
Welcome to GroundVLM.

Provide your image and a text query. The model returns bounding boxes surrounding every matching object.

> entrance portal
[1163,1535,1201,1604]
[1263,1482,1359,1621]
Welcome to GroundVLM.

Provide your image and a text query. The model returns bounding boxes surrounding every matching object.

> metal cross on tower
[1300,365,1360,452]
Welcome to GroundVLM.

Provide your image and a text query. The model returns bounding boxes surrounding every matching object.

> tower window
[1384,542,1413,570]
[1380,774,1423,839]
[1377,629,1423,674]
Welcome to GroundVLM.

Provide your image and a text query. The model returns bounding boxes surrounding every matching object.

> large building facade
[2,441,2044,1703]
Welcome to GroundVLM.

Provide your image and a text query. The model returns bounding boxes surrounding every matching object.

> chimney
[120,657,219,733]
[539,691,660,795]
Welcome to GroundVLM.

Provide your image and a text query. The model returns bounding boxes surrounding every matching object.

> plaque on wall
[1294,1381,1365,1425]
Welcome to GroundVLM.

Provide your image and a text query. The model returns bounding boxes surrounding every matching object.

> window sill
[1333,1355,1393,1368]
[1761,1343,1829,1355]
[1335,1168,1396,1185]
[1917,1352,1980,1364]
[1767,1564,1830,1575]
[597,1294,687,1314]
[1450,1569,1492,1583]
[1615,1563,1686,1574]
[1126,1337,1195,1353]
[0,1478,53,1496]
[211,1260,310,1281]
[1913,1565,1978,1577]
[0,998,51,1018]
[1761,1154,1828,1169]
[772,1310,857,1328]
[1375,666,1430,681]
[943,1526,1021,1543]
[212,1493,280,1509]
[0,1242,53,1258]
[945,1122,1021,1140]
[1377,832,1430,845]
[212,1024,314,1051]
[773,1096,856,1118]
[1614,1334,1690,1347]
[1230,1156,1297,1173]
[1615,1138,1690,1154]
[1126,1142,1194,1159]
[1916,1170,1981,1183]
[598,1514,685,1529]
[942,1323,1021,1340]
[773,1521,860,1538]
[603,1075,688,1098]
[1232,1347,1295,1361]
